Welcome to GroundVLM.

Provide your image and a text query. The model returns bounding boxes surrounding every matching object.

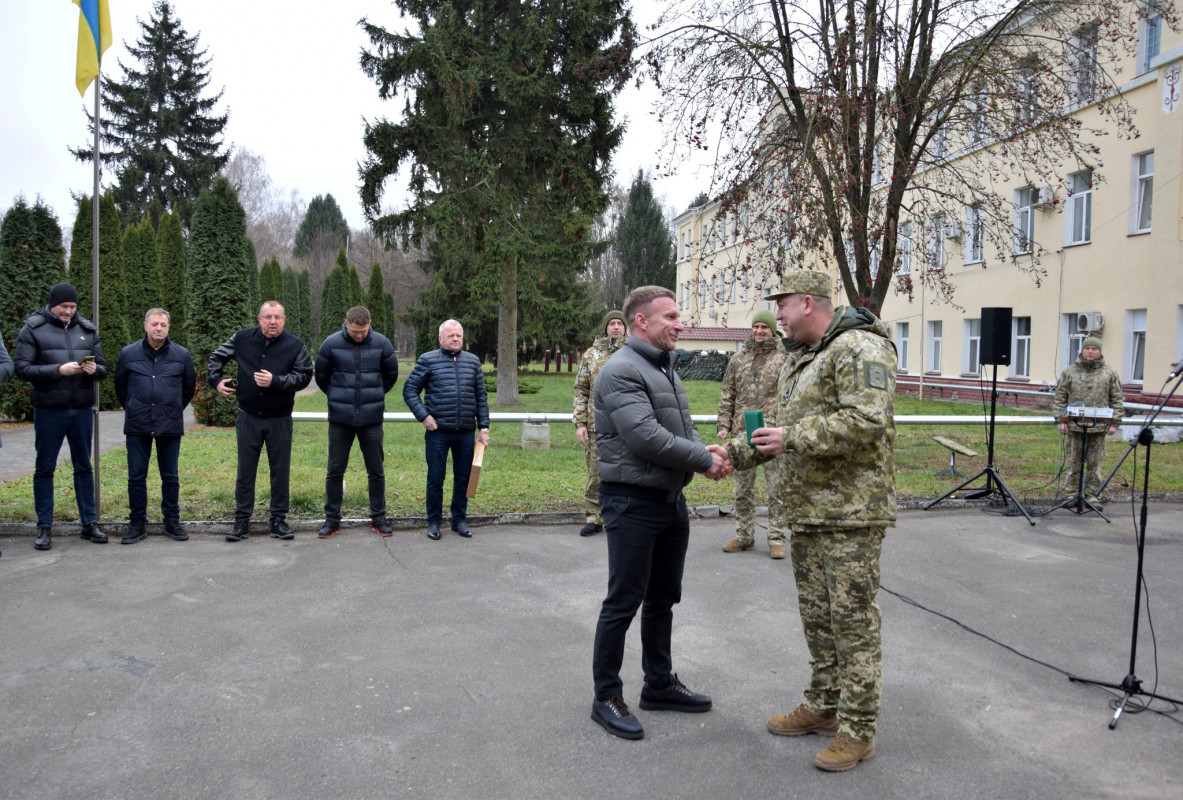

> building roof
[678,326,750,342]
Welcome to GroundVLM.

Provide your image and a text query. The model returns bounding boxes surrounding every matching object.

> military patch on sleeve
[863,360,890,390]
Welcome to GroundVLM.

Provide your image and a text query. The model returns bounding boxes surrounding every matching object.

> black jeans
[592,490,690,701]
[324,422,385,522]
[234,411,293,522]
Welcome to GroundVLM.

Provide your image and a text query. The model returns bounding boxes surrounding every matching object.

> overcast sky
[1,0,713,235]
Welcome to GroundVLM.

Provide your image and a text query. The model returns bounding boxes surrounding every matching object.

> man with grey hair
[115,308,197,544]
[403,319,490,540]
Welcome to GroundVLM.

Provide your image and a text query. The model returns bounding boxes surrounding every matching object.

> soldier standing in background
[726,271,896,773]
[1051,336,1123,506]
[716,310,789,558]
[571,310,627,536]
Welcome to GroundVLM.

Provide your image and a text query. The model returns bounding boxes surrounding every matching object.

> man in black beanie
[14,282,109,550]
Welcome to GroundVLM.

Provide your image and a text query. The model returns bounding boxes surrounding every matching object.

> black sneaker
[318,522,340,539]
[164,520,189,541]
[269,518,294,540]
[638,674,712,713]
[371,517,393,536]
[226,521,250,542]
[579,522,604,537]
[591,695,644,740]
[121,521,148,545]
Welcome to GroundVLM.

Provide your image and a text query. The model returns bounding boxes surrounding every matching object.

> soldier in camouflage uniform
[1051,336,1123,504]
[572,310,627,536]
[717,310,789,558]
[726,271,896,773]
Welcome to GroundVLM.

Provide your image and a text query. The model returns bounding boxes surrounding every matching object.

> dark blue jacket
[13,307,107,410]
[115,338,196,437]
[315,325,399,427]
[402,347,490,431]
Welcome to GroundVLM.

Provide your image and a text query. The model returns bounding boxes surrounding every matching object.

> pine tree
[186,176,253,425]
[157,210,187,346]
[259,257,284,305]
[347,262,364,306]
[292,194,349,258]
[72,0,229,227]
[281,266,304,344]
[366,263,387,334]
[616,170,675,292]
[383,291,396,346]
[122,215,163,321]
[0,197,66,420]
[296,270,312,347]
[319,251,352,342]
[245,238,260,312]
[71,194,128,410]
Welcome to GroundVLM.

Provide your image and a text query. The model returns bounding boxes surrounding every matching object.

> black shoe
[638,674,712,713]
[590,695,644,740]
[164,519,189,541]
[318,521,340,539]
[121,521,148,545]
[34,527,52,551]
[579,522,604,537]
[226,521,250,542]
[451,520,472,538]
[371,517,393,536]
[80,523,108,544]
[269,518,294,540]
[426,523,441,540]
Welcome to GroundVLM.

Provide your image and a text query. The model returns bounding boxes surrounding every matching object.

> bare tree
[583,180,629,309]
[648,0,1177,313]
[222,148,304,266]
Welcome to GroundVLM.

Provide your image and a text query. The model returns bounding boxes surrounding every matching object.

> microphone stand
[1050,412,1110,522]
[1068,371,1183,728]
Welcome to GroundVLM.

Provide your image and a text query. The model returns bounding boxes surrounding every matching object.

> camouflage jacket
[572,334,627,431]
[728,306,897,529]
[717,333,787,435]
[1051,355,1124,432]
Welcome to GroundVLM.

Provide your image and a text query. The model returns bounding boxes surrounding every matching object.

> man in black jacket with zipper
[314,306,399,539]
[115,308,196,545]
[13,282,108,551]
[209,301,313,542]
[402,319,490,540]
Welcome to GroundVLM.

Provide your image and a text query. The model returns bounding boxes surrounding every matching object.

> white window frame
[1140,8,1162,73]
[1069,24,1099,104]
[1127,308,1147,383]
[927,320,943,373]
[1013,187,1035,254]
[1063,313,1085,368]
[1016,58,1039,127]
[964,205,984,264]
[897,222,912,275]
[928,214,947,270]
[1066,170,1092,246]
[1131,151,1154,234]
[967,88,988,145]
[896,322,910,371]
[965,319,982,374]
[1012,316,1032,378]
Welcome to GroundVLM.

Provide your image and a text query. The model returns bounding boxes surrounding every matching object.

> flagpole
[92,68,102,522]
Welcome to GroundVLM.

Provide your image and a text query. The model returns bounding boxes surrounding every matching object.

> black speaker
[980,307,1012,366]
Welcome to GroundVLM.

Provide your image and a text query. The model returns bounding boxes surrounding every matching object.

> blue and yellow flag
[73,0,112,96]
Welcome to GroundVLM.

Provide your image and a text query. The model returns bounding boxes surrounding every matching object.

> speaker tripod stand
[925,364,1034,525]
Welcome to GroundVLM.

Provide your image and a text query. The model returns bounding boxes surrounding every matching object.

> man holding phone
[13,282,109,550]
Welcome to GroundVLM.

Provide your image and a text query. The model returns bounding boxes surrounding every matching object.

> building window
[928,214,947,270]
[931,125,947,160]
[968,87,987,145]
[872,137,886,185]
[1012,316,1031,377]
[896,322,910,371]
[1129,308,1147,383]
[1016,57,1039,127]
[1069,24,1099,103]
[927,320,943,373]
[1014,186,1035,254]
[1066,170,1092,245]
[1132,151,1154,233]
[964,205,984,264]
[896,222,913,275]
[1064,313,1085,366]
[965,319,982,374]
[1141,9,1162,73]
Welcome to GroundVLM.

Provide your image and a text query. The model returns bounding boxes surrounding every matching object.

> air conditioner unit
[1035,185,1055,210]
[943,220,962,241]
[1076,311,1104,333]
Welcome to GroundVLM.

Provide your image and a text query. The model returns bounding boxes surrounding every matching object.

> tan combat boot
[769,544,786,559]
[814,734,875,772]
[722,538,754,553]
[766,704,839,737]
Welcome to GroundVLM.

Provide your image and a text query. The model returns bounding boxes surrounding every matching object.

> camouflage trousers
[1063,430,1107,499]
[732,462,787,545]
[583,435,601,525]
[790,527,884,742]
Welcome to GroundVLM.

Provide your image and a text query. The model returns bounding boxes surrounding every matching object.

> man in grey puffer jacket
[588,285,731,741]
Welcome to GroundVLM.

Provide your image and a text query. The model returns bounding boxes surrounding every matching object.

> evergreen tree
[186,176,253,425]
[292,194,349,258]
[245,237,260,312]
[0,197,66,421]
[296,270,312,347]
[259,257,284,304]
[72,1,228,228]
[366,263,388,334]
[318,251,352,342]
[616,170,676,292]
[122,215,163,320]
[347,261,364,306]
[70,194,128,410]
[281,266,304,344]
[157,210,187,346]
[383,291,396,346]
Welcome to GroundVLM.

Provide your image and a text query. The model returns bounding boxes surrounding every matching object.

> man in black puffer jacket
[314,306,399,539]
[402,319,489,540]
[115,308,196,545]
[13,282,109,551]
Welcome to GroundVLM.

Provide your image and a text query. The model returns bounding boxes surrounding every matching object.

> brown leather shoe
[814,734,875,772]
[769,544,786,559]
[722,538,754,553]
[767,704,839,737]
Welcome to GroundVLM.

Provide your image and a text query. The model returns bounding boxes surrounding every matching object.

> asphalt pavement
[1,502,1180,800]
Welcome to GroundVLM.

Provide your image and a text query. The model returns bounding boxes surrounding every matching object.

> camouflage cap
[764,270,832,301]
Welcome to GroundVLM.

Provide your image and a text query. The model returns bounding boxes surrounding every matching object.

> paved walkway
[1,506,1180,799]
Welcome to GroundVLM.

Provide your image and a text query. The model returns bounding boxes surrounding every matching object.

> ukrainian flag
[73,0,112,96]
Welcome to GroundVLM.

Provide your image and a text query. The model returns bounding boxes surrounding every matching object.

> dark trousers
[234,411,293,522]
[592,491,689,701]
[324,422,385,522]
[32,407,95,527]
[126,434,182,523]
[424,428,474,526]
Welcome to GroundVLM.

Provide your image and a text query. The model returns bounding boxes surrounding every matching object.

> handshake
[702,426,788,481]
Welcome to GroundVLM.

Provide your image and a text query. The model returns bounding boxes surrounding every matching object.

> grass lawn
[2,367,1180,524]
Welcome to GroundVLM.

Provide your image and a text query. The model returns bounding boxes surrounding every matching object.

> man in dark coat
[115,308,196,545]
[13,282,108,550]
[314,305,400,539]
